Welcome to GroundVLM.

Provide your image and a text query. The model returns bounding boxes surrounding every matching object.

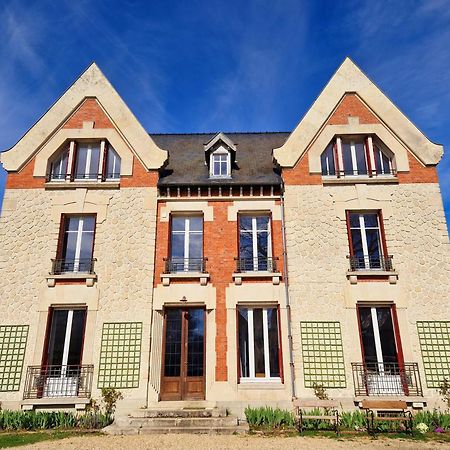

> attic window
[210,148,231,178]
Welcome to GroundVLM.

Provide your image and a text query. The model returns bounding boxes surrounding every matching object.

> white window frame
[239,215,272,271]
[239,307,281,382]
[63,217,95,272]
[349,212,383,270]
[105,145,121,180]
[210,148,231,178]
[170,216,203,271]
[50,150,68,181]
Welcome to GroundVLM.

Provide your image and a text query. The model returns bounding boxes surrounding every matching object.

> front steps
[104,404,248,435]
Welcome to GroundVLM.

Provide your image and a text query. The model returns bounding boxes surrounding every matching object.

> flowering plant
[416,422,429,434]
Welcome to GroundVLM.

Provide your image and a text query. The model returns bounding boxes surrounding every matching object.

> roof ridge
[149,131,291,136]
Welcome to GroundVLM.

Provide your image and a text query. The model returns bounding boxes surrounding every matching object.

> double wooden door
[160,307,205,401]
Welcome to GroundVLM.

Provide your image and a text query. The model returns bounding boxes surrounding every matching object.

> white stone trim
[34,128,133,177]
[0,63,167,171]
[273,58,443,168]
[160,201,214,222]
[227,199,281,221]
[306,123,408,173]
[152,284,216,310]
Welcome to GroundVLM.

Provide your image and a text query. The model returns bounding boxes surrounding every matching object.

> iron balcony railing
[72,172,100,180]
[164,257,208,274]
[347,255,394,272]
[352,362,423,397]
[235,257,279,273]
[23,365,94,399]
[322,168,397,177]
[51,258,96,275]
[46,172,67,181]
[47,172,120,182]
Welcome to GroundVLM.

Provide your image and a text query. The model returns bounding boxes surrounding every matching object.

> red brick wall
[397,152,439,183]
[63,98,114,129]
[5,159,45,189]
[154,199,285,382]
[282,153,322,186]
[327,93,380,125]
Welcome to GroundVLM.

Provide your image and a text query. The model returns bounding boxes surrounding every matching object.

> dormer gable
[204,132,237,178]
[273,58,443,171]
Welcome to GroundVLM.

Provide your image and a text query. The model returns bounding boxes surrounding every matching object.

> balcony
[352,362,423,398]
[162,257,209,286]
[23,365,94,400]
[322,168,398,185]
[45,172,120,189]
[47,258,97,287]
[347,255,397,285]
[233,257,281,285]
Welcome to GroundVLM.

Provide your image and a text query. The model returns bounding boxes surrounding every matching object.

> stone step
[128,416,238,428]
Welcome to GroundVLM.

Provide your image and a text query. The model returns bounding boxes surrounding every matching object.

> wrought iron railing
[352,362,423,397]
[23,365,94,399]
[164,257,208,273]
[103,172,120,180]
[347,255,394,271]
[235,257,278,273]
[322,168,397,177]
[51,258,96,275]
[72,172,100,180]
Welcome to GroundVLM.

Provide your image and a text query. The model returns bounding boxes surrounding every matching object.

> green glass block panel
[417,321,450,388]
[0,325,29,391]
[98,322,142,389]
[300,321,346,388]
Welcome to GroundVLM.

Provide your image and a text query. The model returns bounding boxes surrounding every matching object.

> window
[210,150,230,177]
[56,215,96,273]
[169,216,203,272]
[320,136,394,177]
[105,146,121,180]
[74,142,101,180]
[238,307,281,381]
[239,215,272,271]
[347,212,388,270]
[49,146,69,181]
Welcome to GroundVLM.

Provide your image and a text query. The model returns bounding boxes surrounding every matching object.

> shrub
[244,406,295,429]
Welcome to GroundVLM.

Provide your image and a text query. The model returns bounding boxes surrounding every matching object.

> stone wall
[283,182,450,404]
[0,187,157,408]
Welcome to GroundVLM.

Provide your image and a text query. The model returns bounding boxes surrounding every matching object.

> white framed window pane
[189,217,203,232]
[62,232,78,260]
[106,147,121,179]
[79,233,94,260]
[268,308,280,377]
[253,309,266,377]
[355,142,367,175]
[321,143,335,175]
[90,147,100,177]
[256,216,269,230]
[342,142,353,175]
[82,216,95,232]
[75,147,88,178]
[239,233,253,259]
[213,161,221,175]
[239,216,252,231]
[171,217,186,232]
[67,217,80,232]
[188,233,203,259]
[170,233,185,258]
[238,309,250,378]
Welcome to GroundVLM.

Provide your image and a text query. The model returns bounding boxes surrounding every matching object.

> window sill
[161,272,210,286]
[45,180,120,189]
[22,397,90,411]
[232,272,281,285]
[347,270,398,285]
[322,175,398,185]
[238,380,284,390]
[46,273,97,287]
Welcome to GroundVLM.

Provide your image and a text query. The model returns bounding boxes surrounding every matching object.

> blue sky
[0,0,449,226]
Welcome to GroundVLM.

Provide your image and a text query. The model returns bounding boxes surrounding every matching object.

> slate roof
[151,132,290,186]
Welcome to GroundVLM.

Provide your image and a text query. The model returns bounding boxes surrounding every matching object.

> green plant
[244,406,295,429]
[439,378,450,410]
[312,383,328,400]
[339,410,366,430]
[413,410,450,431]
[101,388,123,416]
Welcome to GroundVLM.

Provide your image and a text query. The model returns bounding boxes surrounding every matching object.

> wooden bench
[361,400,412,434]
[293,399,340,434]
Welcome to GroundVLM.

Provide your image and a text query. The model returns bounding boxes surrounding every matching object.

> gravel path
[19,434,449,450]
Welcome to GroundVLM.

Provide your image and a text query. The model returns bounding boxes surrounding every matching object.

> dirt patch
[18,433,449,450]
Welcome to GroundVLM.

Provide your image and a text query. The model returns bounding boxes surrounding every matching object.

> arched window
[105,146,121,179]
[49,146,69,180]
[320,143,336,176]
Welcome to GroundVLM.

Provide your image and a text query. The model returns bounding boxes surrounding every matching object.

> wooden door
[160,307,206,401]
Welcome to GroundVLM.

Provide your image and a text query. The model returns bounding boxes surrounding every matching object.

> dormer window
[321,136,395,178]
[47,140,121,182]
[210,148,231,178]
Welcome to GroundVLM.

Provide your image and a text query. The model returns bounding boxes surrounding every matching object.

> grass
[0,430,98,448]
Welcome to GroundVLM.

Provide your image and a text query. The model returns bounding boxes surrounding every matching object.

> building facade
[0,59,448,416]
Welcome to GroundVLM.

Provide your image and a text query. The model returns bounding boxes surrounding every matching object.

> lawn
[0,431,98,448]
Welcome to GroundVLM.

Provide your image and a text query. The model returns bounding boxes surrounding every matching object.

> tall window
[105,146,121,180]
[49,147,69,180]
[170,216,203,272]
[238,307,281,381]
[341,138,367,176]
[347,212,387,270]
[74,142,101,180]
[57,215,96,273]
[239,215,272,271]
[321,143,336,176]
[210,150,230,177]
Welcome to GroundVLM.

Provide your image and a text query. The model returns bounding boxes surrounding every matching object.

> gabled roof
[155,132,287,186]
[273,58,444,167]
[0,63,167,171]
[204,132,237,153]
